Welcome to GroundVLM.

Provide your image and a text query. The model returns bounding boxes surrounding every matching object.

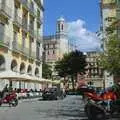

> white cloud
[67,19,101,52]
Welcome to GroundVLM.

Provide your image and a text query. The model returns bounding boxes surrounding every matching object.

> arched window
[20,63,25,74]
[0,55,5,71]
[11,60,17,72]
[27,65,32,75]
[35,68,39,77]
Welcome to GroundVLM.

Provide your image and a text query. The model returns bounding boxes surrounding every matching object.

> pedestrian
[1,84,9,98]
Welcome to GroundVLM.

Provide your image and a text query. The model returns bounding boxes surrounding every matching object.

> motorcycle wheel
[9,98,18,107]
[89,104,106,120]
[12,98,18,107]
[0,102,2,106]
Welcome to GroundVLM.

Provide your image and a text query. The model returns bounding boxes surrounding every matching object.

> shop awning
[0,71,60,84]
[0,71,41,83]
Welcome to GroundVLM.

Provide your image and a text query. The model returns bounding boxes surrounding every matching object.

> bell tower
[56,17,66,35]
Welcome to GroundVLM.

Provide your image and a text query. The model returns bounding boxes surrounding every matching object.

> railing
[0,2,11,18]
[12,41,30,56]
[13,14,22,26]
[29,50,36,59]
[12,41,22,52]
[0,32,10,48]
[21,46,29,56]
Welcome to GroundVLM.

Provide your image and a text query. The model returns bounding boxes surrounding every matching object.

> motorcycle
[0,92,18,107]
[84,89,118,120]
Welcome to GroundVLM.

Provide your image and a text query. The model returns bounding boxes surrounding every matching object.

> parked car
[42,88,58,100]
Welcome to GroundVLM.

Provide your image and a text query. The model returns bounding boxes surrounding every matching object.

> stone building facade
[0,0,46,90]
[43,17,69,77]
[85,52,104,88]
[100,0,120,87]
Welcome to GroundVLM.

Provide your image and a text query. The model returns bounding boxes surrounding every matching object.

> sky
[44,0,101,52]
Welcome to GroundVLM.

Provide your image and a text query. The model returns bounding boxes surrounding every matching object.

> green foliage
[55,50,87,77]
[42,63,52,79]
[99,35,120,75]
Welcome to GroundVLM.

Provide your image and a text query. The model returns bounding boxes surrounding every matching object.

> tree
[42,63,52,79]
[55,50,87,90]
[99,35,120,76]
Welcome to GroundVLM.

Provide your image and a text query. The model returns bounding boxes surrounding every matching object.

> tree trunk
[71,75,75,91]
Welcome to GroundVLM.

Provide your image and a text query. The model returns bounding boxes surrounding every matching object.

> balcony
[13,14,22,27]
[21,46,29,56]
[12,41,30,56]
[21,0,29,10]
[29,50,36,59]
[0,2,11,19]
[0,33,10,48]
[102,0,116,8]
[12,41,22,53]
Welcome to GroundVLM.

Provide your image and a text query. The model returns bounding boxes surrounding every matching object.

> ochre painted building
[0,0,47,90]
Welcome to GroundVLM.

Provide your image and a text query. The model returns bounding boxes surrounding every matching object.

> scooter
[84,90,118,120]
[0,92,18,107]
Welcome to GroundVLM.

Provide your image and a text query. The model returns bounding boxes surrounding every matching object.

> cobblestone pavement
[0,96,87,120]
[0,96,118,120]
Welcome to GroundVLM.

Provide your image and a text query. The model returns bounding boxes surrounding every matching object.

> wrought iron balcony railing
[0,2,11,18]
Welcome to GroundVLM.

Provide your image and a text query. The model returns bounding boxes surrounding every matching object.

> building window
[22,32,26,49]
[48,51,49,55]
[20,63,25,74]
[0,23,5,39]
[58,23,60,31]
[11,60,17,72]
[29,37,33,54]
[13,31,17,42]
[53,50,55,54]
[30,16,34,30]
[61,24,64,30]
[0,55,5,71]
[36,42,40,59]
